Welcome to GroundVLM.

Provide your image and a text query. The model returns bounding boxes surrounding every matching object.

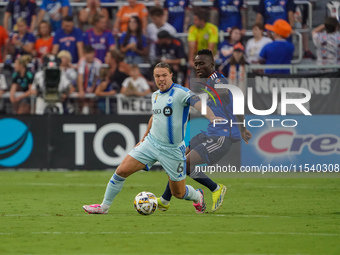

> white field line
[0,231,338,237]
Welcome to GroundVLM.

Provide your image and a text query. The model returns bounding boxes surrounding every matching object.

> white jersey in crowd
[0,74,7,90]
[245,36,272,63]
[122,76,150,93]
[150,83,191,145]
[146,22,177,62]
[312,32,340,66]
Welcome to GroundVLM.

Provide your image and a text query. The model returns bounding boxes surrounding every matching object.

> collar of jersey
[160,83,175,94]
[208,71,218,79]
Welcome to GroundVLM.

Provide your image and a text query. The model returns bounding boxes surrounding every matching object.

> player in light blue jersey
[158,49,252,212]
[83,62,220,214]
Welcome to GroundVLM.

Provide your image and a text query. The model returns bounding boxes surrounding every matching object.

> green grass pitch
[0,171,339,255]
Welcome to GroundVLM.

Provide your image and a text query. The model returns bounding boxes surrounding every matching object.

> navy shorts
[189,133,239,165]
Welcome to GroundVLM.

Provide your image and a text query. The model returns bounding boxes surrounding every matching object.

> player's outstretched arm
[192,100,223,123]
[236,115,252,144]
[135,115,153,147]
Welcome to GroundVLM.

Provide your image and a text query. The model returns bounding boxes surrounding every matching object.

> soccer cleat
[157,197,170,211]
[212,184,227,212]
[193,189,206,214]
[83,204,108,214]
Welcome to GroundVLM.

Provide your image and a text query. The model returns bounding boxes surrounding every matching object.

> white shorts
[129,134,187,181]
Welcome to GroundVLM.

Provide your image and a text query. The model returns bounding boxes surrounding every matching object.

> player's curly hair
[153,62,173,74]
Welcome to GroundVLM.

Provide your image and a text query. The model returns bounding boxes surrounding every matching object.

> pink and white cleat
[83,204,108,214]
[193,189,206,214]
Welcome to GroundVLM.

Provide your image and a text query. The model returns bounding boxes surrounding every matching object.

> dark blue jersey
[205,71,241,139]
[164,0,190,33]
[213,0,243,32]
[256,0,295,25]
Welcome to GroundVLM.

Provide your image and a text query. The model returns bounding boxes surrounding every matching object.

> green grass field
[0,171,339,255]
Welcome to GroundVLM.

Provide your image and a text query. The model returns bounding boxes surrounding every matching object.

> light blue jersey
[129,82,199,180]
[150,83,193,145]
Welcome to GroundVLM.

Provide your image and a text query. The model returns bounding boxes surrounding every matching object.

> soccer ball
[134,191,158,215]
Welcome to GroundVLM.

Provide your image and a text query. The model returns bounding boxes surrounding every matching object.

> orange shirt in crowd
[116,3,148,32]
[35,36,54,59]
[0,25,9,62]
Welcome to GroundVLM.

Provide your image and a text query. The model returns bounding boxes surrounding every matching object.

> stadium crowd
[0,0,339,115]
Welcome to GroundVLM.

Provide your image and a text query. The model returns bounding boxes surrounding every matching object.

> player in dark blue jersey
[158,49,252,212]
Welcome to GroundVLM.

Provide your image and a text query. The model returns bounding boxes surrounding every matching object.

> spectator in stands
[213,0,246,33]
[119,16,148,65]
[245,23,272,64]
[312,17,340,66]
[188,7,219,68]
[10,55,36,114]
[37,0,72,32]
[113,0,148,35]
[0,70,8,114]
[255,0,295,28]
[104,49,129,93]
[8,18,36,59]
[221,43,247,94]
[259,19,294,74]
[120,64,151,97]
[155,30,186,83]
[100,0,114,23]
[83,13,115,63]
[52,16,84,64]
[77,45,102,114]
[156,0,191,33]
[94,66,115,114]
[295,2,316,59]
[218,26,242,67]
[147,6,177,64]
[3,0,37,33]
[78,0,109,31]
[34,21,53,60]
[0,25,9,63]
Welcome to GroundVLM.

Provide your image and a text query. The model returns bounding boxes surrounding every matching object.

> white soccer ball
[134,191,158,215]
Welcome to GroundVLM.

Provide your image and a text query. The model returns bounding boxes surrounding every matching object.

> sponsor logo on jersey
[163,106,173,117]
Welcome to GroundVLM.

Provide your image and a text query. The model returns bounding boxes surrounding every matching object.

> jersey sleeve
[116,6,124,19]
[77,59,85,75]
[208,24,219,44]
[62,0,71,7]
[122,77,129,88]
[83,32,89,45]
[255,0,265,15]
[286,0,296,12]
[52,31,60,44]
[28,33,36,43]
[187,26,197,42]
[75,29,83,42]
[119,33,126,46]
[107,32,115,47]
[139,78,150,91]
[27,72,34,84]
[5,0,14,13]
[138,4,148,18]
[213,0,219,9]
[188,93,200,106]
[259,44,267,59]
[40,0,47,10]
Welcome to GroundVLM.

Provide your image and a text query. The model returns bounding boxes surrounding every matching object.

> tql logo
[0,118,33,167]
